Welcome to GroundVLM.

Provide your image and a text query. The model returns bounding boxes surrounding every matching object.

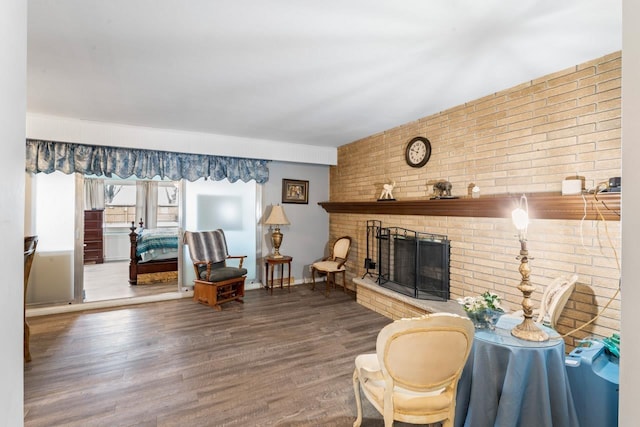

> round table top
[265,255,292,262]
[474,316,563,348]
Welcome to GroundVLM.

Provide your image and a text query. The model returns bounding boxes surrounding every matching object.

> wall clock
[405,136,431,168]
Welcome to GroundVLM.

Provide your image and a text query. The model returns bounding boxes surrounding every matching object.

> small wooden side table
[265,255,292,294]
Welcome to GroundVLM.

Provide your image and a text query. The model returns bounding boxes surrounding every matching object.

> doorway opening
[82,177,180,303]
[26,172,260,309]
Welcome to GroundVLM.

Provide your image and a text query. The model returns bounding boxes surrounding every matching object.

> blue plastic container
[565,340,619,427]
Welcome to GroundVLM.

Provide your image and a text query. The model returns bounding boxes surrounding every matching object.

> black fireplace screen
[364,221,450,301]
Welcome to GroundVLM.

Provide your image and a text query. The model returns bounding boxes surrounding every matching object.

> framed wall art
[282,179,309,204]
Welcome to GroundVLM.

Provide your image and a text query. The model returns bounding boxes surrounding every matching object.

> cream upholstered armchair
[504,274,578,329]
[352,313,474,427]
[311,236,352,296]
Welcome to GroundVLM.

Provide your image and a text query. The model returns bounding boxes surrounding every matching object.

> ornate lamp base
[271,227,284,258]
[511,317,549,342]
[511,239,549,342]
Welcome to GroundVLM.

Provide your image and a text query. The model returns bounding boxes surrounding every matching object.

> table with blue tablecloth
[455,316,579,427]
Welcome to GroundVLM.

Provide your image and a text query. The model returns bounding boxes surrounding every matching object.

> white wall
[619,0,639,424]
[26,113,337,166]
[103,230,131,261]
[261,161,330,283]
[24,173,36,235]
[0,0,27,423]
[34,172,76,251]
[183,178,259,284]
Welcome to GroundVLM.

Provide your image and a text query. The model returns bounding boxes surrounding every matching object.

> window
[104,180,137,227]
[157,181,179,227]
[103,179,179,229]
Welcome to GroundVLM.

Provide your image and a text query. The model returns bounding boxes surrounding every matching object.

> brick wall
[329,52,621,349]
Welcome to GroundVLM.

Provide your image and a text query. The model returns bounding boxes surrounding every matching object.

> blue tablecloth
[455,316,579,427]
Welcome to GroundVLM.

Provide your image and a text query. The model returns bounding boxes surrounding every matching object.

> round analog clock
[405,136,432,168]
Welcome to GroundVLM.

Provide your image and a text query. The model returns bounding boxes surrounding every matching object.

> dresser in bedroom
[84,209,104,264]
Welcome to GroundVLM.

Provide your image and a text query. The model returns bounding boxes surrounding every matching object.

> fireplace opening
[365,221,450,301]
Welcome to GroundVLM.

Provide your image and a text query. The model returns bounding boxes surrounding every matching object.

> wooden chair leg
[342,270,346,292]
[325,272,333,296]
[311,267,316,291]
[325,272,330,296]
[24,320,31,363]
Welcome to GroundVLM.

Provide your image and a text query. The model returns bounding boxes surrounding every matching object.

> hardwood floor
[24,285,440,427]
[84,261,178,302]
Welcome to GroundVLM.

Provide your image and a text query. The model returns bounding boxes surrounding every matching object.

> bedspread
[136,229,178,259]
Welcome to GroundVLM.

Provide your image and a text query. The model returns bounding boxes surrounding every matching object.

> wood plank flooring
[24,285,440,427]
[84,261,178,302]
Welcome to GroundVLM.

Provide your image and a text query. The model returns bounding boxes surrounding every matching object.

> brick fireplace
[365,221,451,301]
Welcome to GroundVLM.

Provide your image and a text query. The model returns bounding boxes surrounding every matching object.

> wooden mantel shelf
[318,192,621,221]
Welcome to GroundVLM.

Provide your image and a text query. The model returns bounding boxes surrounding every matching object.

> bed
[128,221,179,285]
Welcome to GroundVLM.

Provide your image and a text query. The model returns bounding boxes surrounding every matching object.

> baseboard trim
[27,279,314,317]
[26,290,193,318]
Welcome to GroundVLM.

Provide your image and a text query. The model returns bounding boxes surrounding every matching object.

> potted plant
[457,291,504,329]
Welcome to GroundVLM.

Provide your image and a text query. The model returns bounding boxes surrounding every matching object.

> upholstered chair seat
[197,263,247,282]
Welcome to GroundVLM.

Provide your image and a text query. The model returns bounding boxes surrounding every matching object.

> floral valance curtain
[26,139,269,183]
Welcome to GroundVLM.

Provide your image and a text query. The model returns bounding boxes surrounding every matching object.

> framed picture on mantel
[282,179,309,204]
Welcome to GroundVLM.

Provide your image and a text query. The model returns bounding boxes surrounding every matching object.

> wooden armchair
[311,236,352,295]
[184,230,247,311]
[24,235,38,363]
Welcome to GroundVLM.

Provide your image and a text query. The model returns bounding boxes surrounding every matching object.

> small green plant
[457,291,504,313]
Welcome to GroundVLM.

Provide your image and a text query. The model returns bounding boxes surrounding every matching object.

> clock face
[405,136,432,168]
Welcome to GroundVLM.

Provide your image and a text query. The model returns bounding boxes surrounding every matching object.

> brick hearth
[353,277,465,320]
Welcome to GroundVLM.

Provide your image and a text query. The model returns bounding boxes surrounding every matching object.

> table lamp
[265,205,290,258]
[511,194,549,342]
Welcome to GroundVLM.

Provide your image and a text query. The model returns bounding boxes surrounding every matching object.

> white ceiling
[27,0,622,151]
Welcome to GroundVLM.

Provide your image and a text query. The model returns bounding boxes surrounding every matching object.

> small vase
[467,309,502,330]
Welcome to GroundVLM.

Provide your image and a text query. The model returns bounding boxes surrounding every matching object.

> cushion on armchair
[197,263,247,282]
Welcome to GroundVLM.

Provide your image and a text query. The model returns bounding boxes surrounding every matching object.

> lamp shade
[265,205,290,226]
